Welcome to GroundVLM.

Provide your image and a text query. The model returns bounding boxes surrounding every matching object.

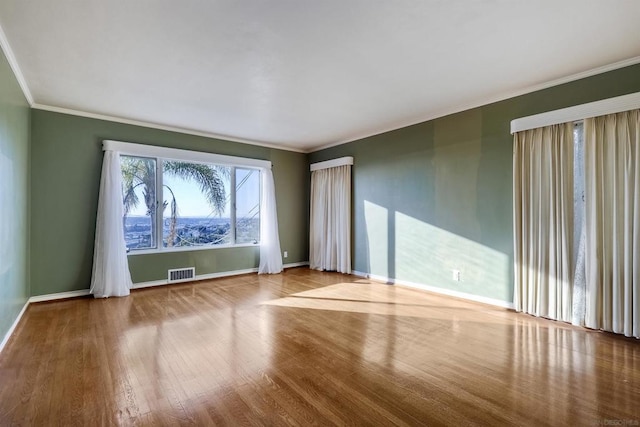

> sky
[127,167,260,219]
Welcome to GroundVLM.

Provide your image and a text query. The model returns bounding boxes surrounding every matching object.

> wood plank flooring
[1,268,639,426]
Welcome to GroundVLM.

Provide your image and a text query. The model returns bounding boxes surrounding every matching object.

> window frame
[105,140,268,255]
[233,167,263,245]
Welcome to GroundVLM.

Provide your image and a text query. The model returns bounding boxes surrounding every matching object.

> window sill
[127,242,259,256]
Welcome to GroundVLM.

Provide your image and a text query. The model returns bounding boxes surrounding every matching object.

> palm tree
[121,156,229,248]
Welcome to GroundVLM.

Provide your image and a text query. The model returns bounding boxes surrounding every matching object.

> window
[235,168,261,244]
[121,155,260,253]
[122,156,157,250]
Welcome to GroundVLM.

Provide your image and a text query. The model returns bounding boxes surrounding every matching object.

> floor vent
[168,267,196,283]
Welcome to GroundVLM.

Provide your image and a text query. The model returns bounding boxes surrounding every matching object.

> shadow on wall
[362,200,510,302]
[352,108,513,303]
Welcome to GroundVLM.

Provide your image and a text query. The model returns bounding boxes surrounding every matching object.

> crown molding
[0,23,33,105]
[309,55,640,153]
[31,103,307,153]
[4,11,638,157]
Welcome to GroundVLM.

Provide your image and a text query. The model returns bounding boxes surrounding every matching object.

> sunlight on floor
[5,270,639,425]
[261,281,514,324]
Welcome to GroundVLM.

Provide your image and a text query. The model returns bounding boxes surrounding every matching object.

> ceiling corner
[0,22,33,106]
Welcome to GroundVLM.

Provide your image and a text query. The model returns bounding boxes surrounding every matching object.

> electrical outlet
[452,269,461,282]
[283,251,288,258]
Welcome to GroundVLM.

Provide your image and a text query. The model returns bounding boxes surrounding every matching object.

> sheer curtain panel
[310,159,352,274]
[258,167,283,274]
[90,150,133,298]
[513,123,574,321]
[584,110,640,338]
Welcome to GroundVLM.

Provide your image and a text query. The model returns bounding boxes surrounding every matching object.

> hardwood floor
[1,268,639,426]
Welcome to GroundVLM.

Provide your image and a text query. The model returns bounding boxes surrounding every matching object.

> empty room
[1,1,639,425]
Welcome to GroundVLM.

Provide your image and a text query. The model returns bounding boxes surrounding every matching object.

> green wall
[30,111,309,295]
[0,49,30,341]
[309,63,640,304]
[16,58,640,304]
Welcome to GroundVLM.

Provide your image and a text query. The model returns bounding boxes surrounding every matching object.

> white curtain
[90,150,133,298]
[310,164,351,273]
[258,167,283,274]
[513,123,574,321]
[584,110,640,338]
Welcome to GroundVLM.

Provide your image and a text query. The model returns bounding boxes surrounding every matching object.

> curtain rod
[511,91,640,134]
[310,156,353,171]
[103,140,272,169]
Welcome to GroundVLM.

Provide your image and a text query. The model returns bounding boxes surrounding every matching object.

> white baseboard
[132,267,259,289]
[0,300,29,355]
[29,289,91,303]
[29,262,311,301]
[352,270,514,309]
[133,262,308,288]
[1,263,311,355]
[283,261,309,269]
[130,279,167,290]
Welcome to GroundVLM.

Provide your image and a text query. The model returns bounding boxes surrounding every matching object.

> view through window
[121,155,260,252]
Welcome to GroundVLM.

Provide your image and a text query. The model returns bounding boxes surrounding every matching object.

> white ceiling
[1,1,639,153]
